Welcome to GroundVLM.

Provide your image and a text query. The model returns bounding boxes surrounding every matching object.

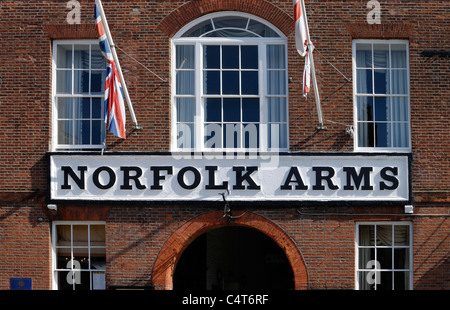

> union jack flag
[95,2,126,139]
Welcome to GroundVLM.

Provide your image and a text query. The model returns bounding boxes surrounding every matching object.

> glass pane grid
[174,16,287,152]
[54,223,106,290]
[55,42,106,148]
[355,41,409,149]
[357,223,411,290]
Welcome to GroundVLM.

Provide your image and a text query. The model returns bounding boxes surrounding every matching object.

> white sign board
[48,153,411,204]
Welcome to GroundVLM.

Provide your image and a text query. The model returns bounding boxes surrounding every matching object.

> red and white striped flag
[294,0,311,97]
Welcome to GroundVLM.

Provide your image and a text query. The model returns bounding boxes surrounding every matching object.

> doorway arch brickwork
[152,210,308,290]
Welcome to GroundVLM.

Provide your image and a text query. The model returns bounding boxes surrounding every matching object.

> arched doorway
[173,226,294,290]
[152,211,308,290]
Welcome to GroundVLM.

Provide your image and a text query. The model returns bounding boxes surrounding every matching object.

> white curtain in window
[266,45,287,148]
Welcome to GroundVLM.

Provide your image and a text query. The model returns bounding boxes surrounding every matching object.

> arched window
[172,12,288,151]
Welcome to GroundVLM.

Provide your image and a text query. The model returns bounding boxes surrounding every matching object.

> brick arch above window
[344,23,415,39]
[157,0,293,38]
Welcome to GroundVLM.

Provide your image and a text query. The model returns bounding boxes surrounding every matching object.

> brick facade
[0,0,448,290]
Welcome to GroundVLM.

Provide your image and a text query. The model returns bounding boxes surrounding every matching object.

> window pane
[90,225,106,247]
[222,71,239,94]
[359,225,375,246]
[268,97,287,122]
[74,45,90,69]
[73,98,91,119]
[357,122,374,147]
[177,71,195,95]
[391,123,409,148]
[213,16,248,29]
[205,98,221,122]
[267,45,285,69]
[243,123,259,148]
[391,97,408,121]
[56,70,72,94]
[182,19,213,37]
[374,97,389,122]
[358,247,375,269]
[56,250,71,269]
[203,70,220,94]
[203,45,219,69]
[58,120,73,145]
[394,271,409,290]
[222,46,239,69]
[177,98,195,122]
[241,71,258,95]
[394,225,410,246]
[58,98,73,119]
[92,120,103,145]
[73,248,90,270]
[373,44,389,68]
[177,45,195,69]
[74,70,90,94]
[92,98,102,119]
[241,46,258,69]
[177,123,194,148]
[356,69,372,94]
[268,123,287,149]
[242,98,259,122]
[375,123,389,148]
[204,123,222,148]
[224,123,240,148]
[247,19,279,37]
[391,70,407,94]
[357,96,374,121]
[267,70,286,95]
[223,98,240,122]
[394,248,410,269]
[57,45,73,69]
[72,225,89,246]
[359,271,375,290]
[376,225,392,246]
[378,248,392,269]
[56,225,72,246]
[374,69,389,94]
[391,44,407,68]
[91,70,105,94]
[91,45,105,69]
[74,120,91,145]
[379,271,393,290]
[356,43,372,68]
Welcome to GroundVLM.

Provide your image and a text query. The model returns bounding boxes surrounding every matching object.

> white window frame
[51,221,106,290]
[171,12,289,153]
[52,40,106,151]
[352,39,411,152]
[355,221,413,290]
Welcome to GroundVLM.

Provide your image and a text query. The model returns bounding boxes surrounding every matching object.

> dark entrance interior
[173,226,294,290]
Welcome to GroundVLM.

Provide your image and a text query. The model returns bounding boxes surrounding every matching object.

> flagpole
[300,0,325,130]
[95,0,139,129]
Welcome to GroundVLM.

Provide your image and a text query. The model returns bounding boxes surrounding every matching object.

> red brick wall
[0,0,448,290]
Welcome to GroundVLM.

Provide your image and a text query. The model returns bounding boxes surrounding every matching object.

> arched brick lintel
[157,0,293,38]
[152,210,308,290]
